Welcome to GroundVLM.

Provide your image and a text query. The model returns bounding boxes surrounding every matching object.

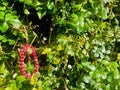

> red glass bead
[19,44,39,79]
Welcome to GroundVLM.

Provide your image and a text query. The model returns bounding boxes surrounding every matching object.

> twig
[30,31,37,45]
[23,26,28,44]
[13,38,19,49]
[48,28,53,44]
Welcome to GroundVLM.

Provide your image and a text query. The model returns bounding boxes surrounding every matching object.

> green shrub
[0,0,120,90]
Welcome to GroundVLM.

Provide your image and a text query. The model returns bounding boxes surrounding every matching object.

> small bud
[27,47,32,55]
[13,73,17,78]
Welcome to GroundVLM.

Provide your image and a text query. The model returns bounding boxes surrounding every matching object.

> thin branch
[30,31,37,45]
[23,26,28,44]
[13,38,19,49]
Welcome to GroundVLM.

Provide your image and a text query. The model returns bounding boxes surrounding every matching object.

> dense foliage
[0,0,120,90]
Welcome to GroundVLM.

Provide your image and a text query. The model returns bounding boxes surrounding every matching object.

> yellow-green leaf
[0,22,9,33]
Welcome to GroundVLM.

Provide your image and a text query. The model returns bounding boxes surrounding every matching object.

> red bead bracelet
[19,44,39,78]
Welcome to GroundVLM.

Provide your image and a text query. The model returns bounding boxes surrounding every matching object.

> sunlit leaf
[8,39,15,45]
[0,6,6,11]
[38,86,43,90]
[16,76,26,83]
[0,22,9,33]
[47,1,54,10]
[30,74,38,85]
[32,87,37,90]
[24,9,30,15]
[37,11,46,20]
[9,19,22,29]
[52,58,60,65]
[42,48,51,54]
[0,11,5,19]
[0,35,5,40]
[0,76,6,85]
[2,1,9,6]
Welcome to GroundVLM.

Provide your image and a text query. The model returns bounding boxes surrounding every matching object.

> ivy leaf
[2,1,9,6]
[0,57,2,61]
[24,0,32,5]
[37,11,46,20]
[42,48,51,54]
[11,51,17,58]
[2,38,7,43]
[52,58,60,65]
[0,76,6,85]
[38,86,43,90]
[10,81,17,90]
[30,74,38,85]
[26,62,34,72]
[0,11,5,19]
[47,1,54,10]
[18,32,26,39]
[24,9,30,15]
[0,6,6,11]
[8,39,15,45]
[0,22,9,33]
[16,76,26,83]
[5,13,14,21]
[0,63,7,74]
[9,19,22,29]
[0,35,5,40]
[85,42,90,50]
[5,13,22,28]
[32,88,37,90]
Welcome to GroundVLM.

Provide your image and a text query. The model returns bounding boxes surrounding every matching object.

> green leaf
[26,62,34,72]
[10,81,18,90]
[24,0,32,5]
[38,86,43,90]
[19,0,24,2]
[18,32,26,39]
[0,35,5,40]
[83,75,90,83]
[0,57,2,61]
[8,39,15,45]
[97,6,108,19]
[47,2,54,10]
[5,14,21,28]
[30,74,38,85]
[37,11,46,20]
[11,51,17,58]
[9,19,22,28]
[0,63,6,74]
[5,13,14,21]
[85,42,90,50]
[5,87,12,90]
[32,88,37,90]
[44,86,51,90]
[19,0,32,5]
[16,76,26,83]
[15,76,26,89]
[0,11,5,19]
[52,58,60,65]
[0,22,9,33]
[67,45,74,56]
[24,9,30,15]
[2,38,7,43]
[101,7,108,19]
[0,76,6,85]
[109,62,119,79]
[2,1,9,6]
[98,59,109,65]
[33,0,41,6]
[0,6,6,11]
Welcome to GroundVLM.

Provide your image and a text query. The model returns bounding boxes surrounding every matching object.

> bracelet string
[19,44,39,78]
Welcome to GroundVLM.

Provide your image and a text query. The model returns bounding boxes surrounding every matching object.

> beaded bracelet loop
[19,44,39,78]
